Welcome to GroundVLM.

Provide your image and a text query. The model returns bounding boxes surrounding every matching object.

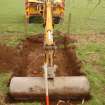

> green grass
[0,73,10,93]
[0,0,24,35]
[0,0,43,35]
[65,0,105,34]
[77,39,105,105]
[0,0,105,35]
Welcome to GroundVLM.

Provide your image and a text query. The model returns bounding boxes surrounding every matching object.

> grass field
[0,0,105,35]
[0,0,105,105]
[76,35,105,105]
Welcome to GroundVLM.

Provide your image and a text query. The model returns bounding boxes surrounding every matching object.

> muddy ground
[0,34,82,77]
[0,33,84,105]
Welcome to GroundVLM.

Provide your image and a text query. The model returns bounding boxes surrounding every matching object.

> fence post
[67,13,71,34]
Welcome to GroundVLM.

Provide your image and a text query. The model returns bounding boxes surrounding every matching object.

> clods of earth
[0,33,84,105]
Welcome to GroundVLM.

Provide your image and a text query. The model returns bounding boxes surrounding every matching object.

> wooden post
[24,0,29,35]
[67,13,71,34]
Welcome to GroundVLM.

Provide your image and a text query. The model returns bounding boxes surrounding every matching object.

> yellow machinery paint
[25,0,65,23]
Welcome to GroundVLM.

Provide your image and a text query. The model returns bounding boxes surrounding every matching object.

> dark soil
[0,34,82,77]
[0,34,84,105]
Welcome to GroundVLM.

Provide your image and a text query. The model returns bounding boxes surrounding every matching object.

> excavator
[9,0,90,104]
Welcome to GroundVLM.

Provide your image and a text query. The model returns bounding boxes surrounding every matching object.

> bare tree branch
[93,0,101,9]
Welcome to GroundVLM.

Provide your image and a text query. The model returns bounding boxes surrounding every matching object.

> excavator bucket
[9,76,90,100]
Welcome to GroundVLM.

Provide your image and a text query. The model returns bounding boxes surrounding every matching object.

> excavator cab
[25,0,65,24]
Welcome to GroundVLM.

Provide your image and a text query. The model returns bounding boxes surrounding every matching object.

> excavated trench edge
[0,33,90,105]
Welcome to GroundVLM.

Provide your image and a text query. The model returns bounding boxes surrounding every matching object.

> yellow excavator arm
[44,0,54,46]
[44,0,55,67]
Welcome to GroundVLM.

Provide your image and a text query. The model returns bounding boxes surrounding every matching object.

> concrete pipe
[9,76,90,100]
